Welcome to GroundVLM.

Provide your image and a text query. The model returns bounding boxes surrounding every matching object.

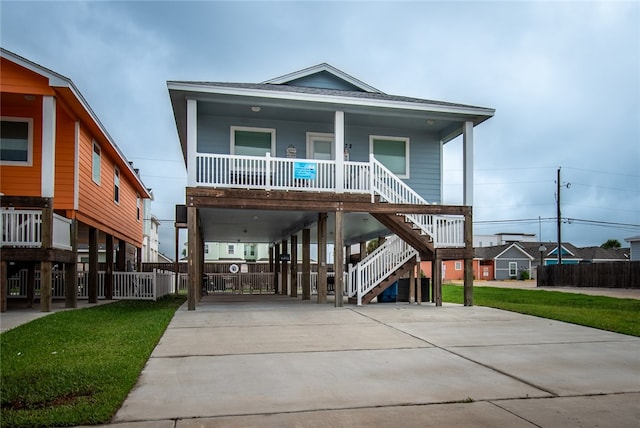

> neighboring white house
[142,190,161,262]
[625,235,640,261]
[474,232,537,248]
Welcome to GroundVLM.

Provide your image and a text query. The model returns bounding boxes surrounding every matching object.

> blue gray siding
[494,246,532,280]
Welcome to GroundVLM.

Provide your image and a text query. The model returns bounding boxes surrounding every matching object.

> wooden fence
[538,261,640,289]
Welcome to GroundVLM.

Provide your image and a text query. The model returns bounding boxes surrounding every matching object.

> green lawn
[1,295,185,428]
[443,284,640,337]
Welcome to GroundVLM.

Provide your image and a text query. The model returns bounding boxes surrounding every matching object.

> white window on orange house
[92,141,101,184]
[114,167,120,203]
[455,261,462,270]
[0,117,33,166]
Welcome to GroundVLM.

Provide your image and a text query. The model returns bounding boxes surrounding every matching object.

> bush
[519,270,530,280]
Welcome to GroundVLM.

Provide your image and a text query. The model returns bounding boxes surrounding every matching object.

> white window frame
[92,141,101,185]
[230,126,276,156]
[306,132,335,160]
[509,262,518,277]
[228,244,235,255]
[0,117,33,166]
[455,261,462,270]
[369,135,410,179]
[113,167,120,204]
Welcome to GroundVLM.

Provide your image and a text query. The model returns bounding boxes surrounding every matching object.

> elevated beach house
[0,48,150,312]
[168,64,494,309]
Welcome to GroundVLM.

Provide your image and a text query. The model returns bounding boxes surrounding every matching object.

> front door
[306,132,334,160]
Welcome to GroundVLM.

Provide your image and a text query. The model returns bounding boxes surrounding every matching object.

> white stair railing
[348,235,417,306]
[369,155,464,248]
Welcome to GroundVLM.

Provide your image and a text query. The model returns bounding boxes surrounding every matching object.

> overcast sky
[2,1,639,257]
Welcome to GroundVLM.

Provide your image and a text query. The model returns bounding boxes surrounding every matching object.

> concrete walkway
[103,294,640,427]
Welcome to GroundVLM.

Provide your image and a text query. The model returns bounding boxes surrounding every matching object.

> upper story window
[228,244,235,255]
[92,141,101,184]
[230,126,276,156]
[370,135,410,179]
[136,195,141,221]
[0,117,33,166]
[113,167,120,204]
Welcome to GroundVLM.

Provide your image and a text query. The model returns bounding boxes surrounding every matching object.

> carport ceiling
[198,208,389,246]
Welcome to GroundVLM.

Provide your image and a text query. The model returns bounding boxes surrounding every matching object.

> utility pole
[557,167,562,265]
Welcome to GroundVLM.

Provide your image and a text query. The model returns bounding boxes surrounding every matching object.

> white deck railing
[348,235,417,305]
[7,269,173,301]
[1,208,72,250]
[194,152,464,248]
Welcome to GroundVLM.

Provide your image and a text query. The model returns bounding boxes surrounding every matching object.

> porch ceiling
[198,208,389,247]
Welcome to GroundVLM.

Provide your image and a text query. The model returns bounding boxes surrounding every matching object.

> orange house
[0,48,150,312]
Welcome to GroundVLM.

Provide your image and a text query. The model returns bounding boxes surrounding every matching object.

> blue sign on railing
[293,161,316,180]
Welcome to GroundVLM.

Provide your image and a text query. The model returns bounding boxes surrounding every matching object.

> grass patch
[443,284,640,337]
[1,295,185,428]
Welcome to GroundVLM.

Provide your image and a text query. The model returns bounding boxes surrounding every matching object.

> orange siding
[77,126,142,245]
[53,104,76,209]
[0,58,54,96]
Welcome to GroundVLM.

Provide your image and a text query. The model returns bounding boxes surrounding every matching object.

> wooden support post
[187,206,199,310]
[334,211,344,307]
[269,245,274,273]
[274,243,280,294]
[433,253,442,307]
[410,259,416,304]
[105,233,113,300]
[345,245,351,266]
[65,219,78,308]
[0,260,7,313]
[40,261,52,312]
[281,239,288,295]
[88,227,98,304]
[64,262,77,309]
[117,239,126,272]
[174,224,180,296]
[302,228,311,300]
[359,241,367,261]
[198,227,204,303]
[290,234,298,298]
[40,203,53,312]
[317,212,328,304]
[463,210,474,306]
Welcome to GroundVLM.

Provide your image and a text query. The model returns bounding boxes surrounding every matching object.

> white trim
[41,96,56,197]
[0,116,33,167]
[508,262,518,277]
[92,140,101,185]
[186,99,197,187]
[463,121,473,206]
[262,63,381,93]
[369,135,410,179]
[335,111,344,193]
[494,243,535,260]
[73,121,80,210]
[230,126,276,156]
[306,132,335,160]
[167,82,495,119]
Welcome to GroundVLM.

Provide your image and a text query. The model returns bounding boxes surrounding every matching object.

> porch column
[198,228,204,303]
[302,228,311,300]
[40,203,53,312]
[65,218,78,308]
[41,96,56,198]
[88,226,98,304]
[463,121,474,207]
[317,213,328,303]
[345,245,351,266]
[274,243,280,294]
[432,252,442,306]
[290,234,298,298]
[416,257,423,304]
[334,111,344,193]
[105,233,114,300]
[174,224,180,295]
[334,211,344,307]
[359,241,367,260]
[187,206,200,310]
[186,98,198,187]
[0,260,7,312]
[281,239,288,295]
[464,209,474,306]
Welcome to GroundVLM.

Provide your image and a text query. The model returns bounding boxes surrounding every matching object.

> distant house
[625,235,640,261]
[0,48,150,312]
[168,63,494,308]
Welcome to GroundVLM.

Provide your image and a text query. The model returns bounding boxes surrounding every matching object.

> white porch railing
[7,269,173,301]
[348,235,417,306]
[194,152,464,248]
[1,208,73,250]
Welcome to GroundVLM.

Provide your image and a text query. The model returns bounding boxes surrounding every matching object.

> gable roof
[1,48,150,198]
[262,63,381,93]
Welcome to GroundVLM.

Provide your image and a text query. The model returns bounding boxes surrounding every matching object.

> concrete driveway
[109,294,640,427]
